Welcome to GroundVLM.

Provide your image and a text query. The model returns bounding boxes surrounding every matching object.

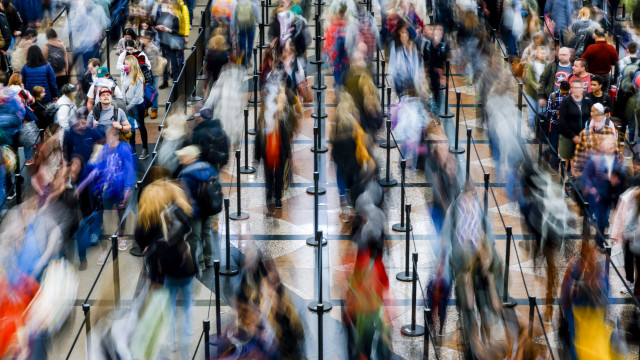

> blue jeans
[165,275,195,360]
[525,93,545,132]
[238,27,255,66]
[336,166,347,197]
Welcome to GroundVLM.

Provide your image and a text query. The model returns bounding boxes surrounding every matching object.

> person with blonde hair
[121,55,149,159]
[135,179,196,360]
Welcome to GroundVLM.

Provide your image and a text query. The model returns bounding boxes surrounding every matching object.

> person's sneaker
[145,109,149,117]
[139,148,150,160]
[25,159,34,166]
[275,199,282,208]
[622,281,635,294]
[118,239,128,251]
[6,189,16,200]
[159,82,169,89]
[150,109,158,119]
[97,251,108,265]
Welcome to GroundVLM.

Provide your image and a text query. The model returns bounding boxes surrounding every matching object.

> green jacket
[537,61,558,101]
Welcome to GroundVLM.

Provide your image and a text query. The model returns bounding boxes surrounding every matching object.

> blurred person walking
[20,45,58,104]
[152,0,190,89]
[41,28,69,90]
[388,23,426,97]
[140,31,163,119]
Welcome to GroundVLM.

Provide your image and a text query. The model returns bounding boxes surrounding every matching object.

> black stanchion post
[220,198,239,276]
[240,109,256,174]
[449,91,465,154]
[581,202,590,245]
[483,172,490,214]
[560,159,566,184]
[15,173,22,204]
[439,61,454,118]
[538,117,544,165]
[387,86,391,117]
[376,49,380,86]
[379,120,398,187]
[423,307,431,359]
[465,128,472,183]
[309,230,332,311]
[106,28,111,72]
[249,74,258,135]
[306,172,327,246]
[402,252,425,336]
[111,234,120,306]
[203,320,211,359]
[396,204,413,281]
[307,125,326,195]
[502,226,516,307]
[311,91,328,153]
[83,303,91,353]
[381,58,386,99]
[605,245,611,284]
[259,1,265,68]
[214,260,221,336]
[317,303,324,360]
[517,82,523,140]
[381,81,386,118]
[230,150,249,220]
[380,89,396,148]
[130,182,144,257]
[528,296,536,338]
[392,159,411,232]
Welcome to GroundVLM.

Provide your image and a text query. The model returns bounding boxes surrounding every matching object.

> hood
[182,161,217,181]
[57,95,75,106]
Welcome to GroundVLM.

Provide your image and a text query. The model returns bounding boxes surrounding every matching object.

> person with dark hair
[588,74,613,112]
[42,28,69,90]
[116,39,151,82]
[1,0,23,39]
[20,45,58,104]
[581,27,618,92]
[558,78,593,162]
[115,27,139,56]
[546,80,571,168]
[388,23,425,97]
[568,58,592,93]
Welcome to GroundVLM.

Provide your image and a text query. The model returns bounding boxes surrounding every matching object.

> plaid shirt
[571,123,623,177]
[546,90,568,126]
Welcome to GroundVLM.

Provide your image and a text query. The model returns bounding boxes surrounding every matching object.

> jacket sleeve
[538,62,552,100]
[47,64,59,98]
[558,98,570,137]
[180,1,190,37]
[116,52,126,72]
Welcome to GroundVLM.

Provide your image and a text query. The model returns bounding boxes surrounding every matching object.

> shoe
[6,189,15,200]
[25,159,34,166]
[145,109,149,117]
[205,262,214,268]
[159,82,169,89]
[97,251,108,265]
[139,148,150,160]
[118,239,128,251]
[275,199,282,208]
[622,281,635,294]
[150,109,158,119]
[79,259,88,271]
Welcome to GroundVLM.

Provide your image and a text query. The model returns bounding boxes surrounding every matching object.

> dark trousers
[265,164,284,202]
[161,44,182,83]
[624,241,639,282]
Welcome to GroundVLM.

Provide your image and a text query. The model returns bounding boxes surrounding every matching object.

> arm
[118,109,132,132]
[115,52,126,72]
[537,62,552,101]
[128,82,144,110]
[76,168,98,194]
[41,44,49,61]
[47,64,59,98]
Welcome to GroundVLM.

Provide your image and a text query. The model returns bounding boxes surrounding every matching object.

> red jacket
[581,40,619,74]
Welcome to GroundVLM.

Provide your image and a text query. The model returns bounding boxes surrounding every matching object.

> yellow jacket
[177,0,190,37]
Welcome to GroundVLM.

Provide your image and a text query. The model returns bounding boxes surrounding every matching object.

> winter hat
[592,103,605,116]
[175,145,201,160]
[60,83,77,96]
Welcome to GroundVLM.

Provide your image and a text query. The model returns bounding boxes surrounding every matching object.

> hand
[74,188,80,198]
[93,120,99,128]
[13,31,20,36]
[538,99,547,108]
[52,97,58,102]
[123,189,132,203]
[184,37,188,43]
[112,121,122,130]
[611,173,620,187]
[573,135,580,144]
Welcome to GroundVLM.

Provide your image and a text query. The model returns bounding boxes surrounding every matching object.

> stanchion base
[240,166,256,174]
[306,236,328,246]
[129,245,143,257]
[396,271,414,282]
[311,84,328,91]
[248,129,257,135]
[308,301,332,312]
[392,223,413,232]
[449,147,465,154]
[379,178,398,187]
[306,186,326,195]
[379,140,397,149]
[401,324,425,337]
[248,98,259,104]
[187,96,203,103]
[439,111,454,119]
[230,212,249,220]
[219,266,240,276]
[310,146,328,153]
[502,299,517,308]
[311,113,328,119]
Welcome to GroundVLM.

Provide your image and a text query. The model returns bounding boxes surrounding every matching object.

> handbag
[296,79,313,103]
[155,56,168,75]
[511,57,525,78]
[167,33,185,51]
[19,121,40,147]
[143,84,158,109]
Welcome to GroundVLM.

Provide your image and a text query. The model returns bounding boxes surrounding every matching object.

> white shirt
[87,78,124,100]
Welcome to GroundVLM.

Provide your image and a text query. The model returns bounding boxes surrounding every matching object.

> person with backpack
[176,145,219,277]
[546,80,571,168]
[618,42,638,79]
[140,31,163,119]
[581,28,618,92]
[615,43,640,135]
[232,0,260,67]
[41,28,69,90]
[188,108,229,171]
[86,66,125,112]
[116,39,152,83]
[86,88,131,136]
[568,7,598,57]
[20,45,58,104]
[323,4,350,85]
[54,84,78,131]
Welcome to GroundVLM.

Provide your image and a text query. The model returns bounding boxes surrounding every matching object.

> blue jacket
[581,154,625,206]
[21,63,58,103]
[178,160,217,217]
[544,0,573,36]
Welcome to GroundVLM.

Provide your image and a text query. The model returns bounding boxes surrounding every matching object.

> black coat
[558,95,593,139]
[190,118,229,170]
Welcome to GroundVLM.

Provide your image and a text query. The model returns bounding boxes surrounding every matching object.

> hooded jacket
[558,95,592,139]
[178,160,217,217]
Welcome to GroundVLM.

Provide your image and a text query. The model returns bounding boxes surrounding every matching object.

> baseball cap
[291,4,302,16]
[194,108,213,121]
[98,87,113,97]
[60,83,77,96]
[175,145,201,159]
[592,102,605,115]
[96,66,109,77]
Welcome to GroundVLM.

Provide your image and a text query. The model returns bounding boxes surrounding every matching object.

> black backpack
[140,63,153,85]
[47,45,66,73]
[43,102,73,129]
[198,125,229,167]
[198,176,223,216]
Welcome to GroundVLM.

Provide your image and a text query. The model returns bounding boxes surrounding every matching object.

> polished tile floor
[46,3,640,360]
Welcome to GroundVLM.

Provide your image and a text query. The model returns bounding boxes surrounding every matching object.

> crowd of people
[0,0,640,358]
